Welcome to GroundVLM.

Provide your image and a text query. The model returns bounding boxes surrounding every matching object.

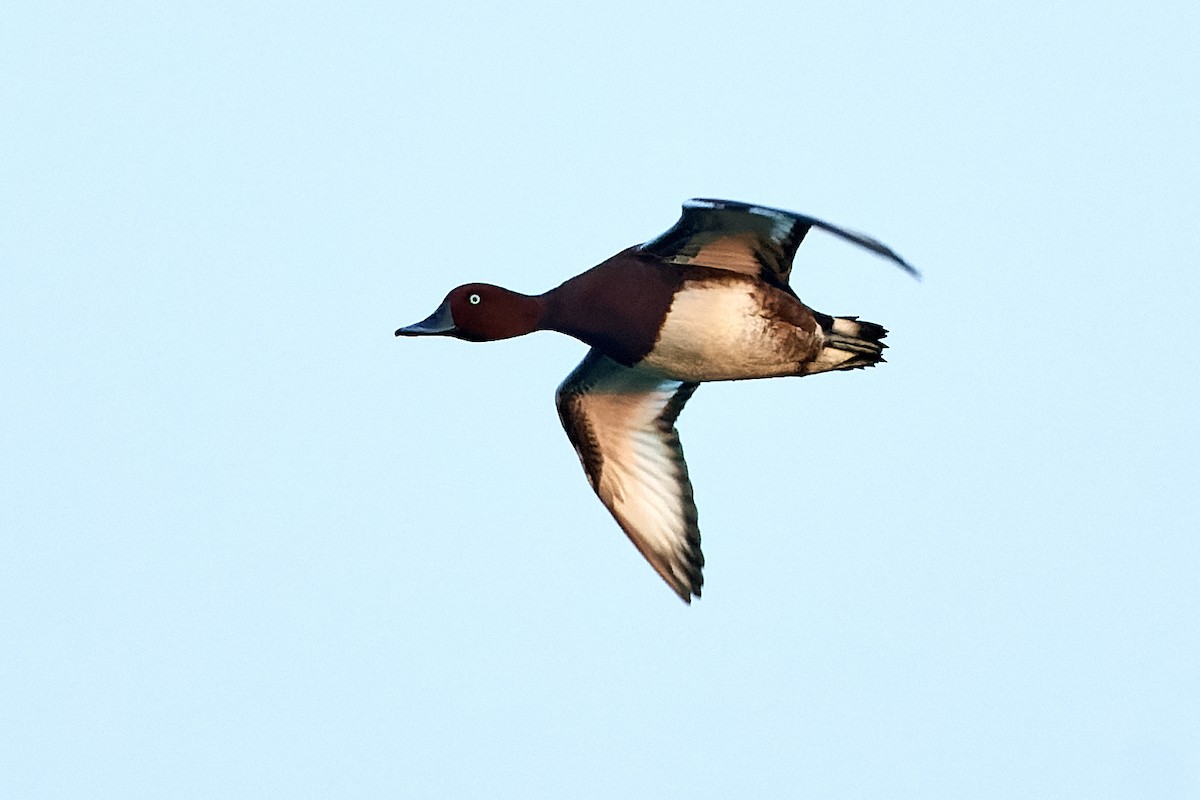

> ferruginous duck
[396,198,918,602]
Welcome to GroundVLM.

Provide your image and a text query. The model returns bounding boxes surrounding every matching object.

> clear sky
[2,1,1198,797]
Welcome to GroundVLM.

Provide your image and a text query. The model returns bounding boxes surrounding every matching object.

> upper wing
[555,349,703,602]
[638,198,919,291]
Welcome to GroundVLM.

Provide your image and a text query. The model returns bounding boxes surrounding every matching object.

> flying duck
[396,198,917,602]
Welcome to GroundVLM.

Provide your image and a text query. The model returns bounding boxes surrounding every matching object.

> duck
[396,198,917,603]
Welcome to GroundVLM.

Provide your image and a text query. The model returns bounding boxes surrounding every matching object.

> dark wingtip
[667,573,702,604]
[802,216,921,280]
[874,246,921,281]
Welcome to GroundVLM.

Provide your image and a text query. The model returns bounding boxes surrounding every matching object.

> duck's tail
[803,316,888,375]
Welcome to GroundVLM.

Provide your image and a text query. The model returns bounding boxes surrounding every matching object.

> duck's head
[395,283,542,342]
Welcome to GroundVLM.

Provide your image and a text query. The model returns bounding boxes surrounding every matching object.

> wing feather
[638,198,919,288]
[556,350,703,602]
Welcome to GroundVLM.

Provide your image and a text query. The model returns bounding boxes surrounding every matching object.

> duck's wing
[555,349,703,602]
[638,198,919,291]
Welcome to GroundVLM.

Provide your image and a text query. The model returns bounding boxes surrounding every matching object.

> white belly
[640,279,822,382]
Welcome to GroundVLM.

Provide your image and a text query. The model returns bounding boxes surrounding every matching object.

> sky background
[3,1,1198,797]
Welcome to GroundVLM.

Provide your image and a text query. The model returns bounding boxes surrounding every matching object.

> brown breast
[541,247,688,366]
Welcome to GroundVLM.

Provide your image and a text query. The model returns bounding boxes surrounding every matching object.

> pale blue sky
[2,1,1198,797]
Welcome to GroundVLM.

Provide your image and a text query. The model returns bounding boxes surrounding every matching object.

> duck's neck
[536,284,572,337]
[496,290,550,340]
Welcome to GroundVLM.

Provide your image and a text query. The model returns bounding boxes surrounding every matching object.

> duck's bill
[395,301,456,337]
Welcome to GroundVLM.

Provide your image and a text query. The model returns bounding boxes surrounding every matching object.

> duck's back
[544,246,834,383]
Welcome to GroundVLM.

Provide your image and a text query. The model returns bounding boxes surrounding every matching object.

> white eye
[468,293,481,305]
